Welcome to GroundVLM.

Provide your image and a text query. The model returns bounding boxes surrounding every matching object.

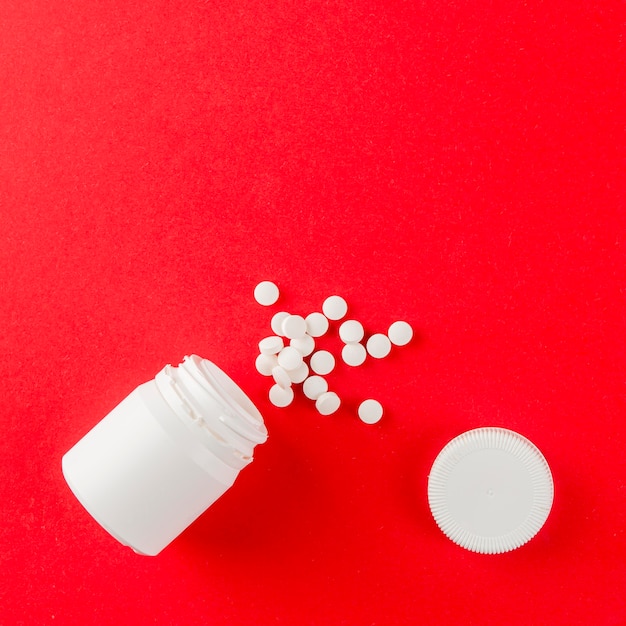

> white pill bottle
[62,355,268,556]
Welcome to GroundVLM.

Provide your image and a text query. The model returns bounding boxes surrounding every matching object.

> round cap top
[428,427,553,554]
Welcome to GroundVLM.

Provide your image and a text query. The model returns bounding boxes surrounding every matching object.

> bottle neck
[154,355,267,471]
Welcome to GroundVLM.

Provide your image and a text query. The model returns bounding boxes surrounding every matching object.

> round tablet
[322,295,348,321]
[310,350,335,375]
[315,391,341,415]
[277,346,303,371]
[366,333,392,359]
[282,314,307,340]
[428,427,554,554]
[271,366,292,390]
[388,320,413,346]
[254,281,279,306]
[287,361,309,384]
[271,311,290,336]
[305,312,329,338]
[290,334,315,357]
[255,353,278,376]
[258,335,284,356]
[339,320,364,344]
[358,399,383,424]
[269,383,294,408]
[341,343,367,367]
[302,375,328,400]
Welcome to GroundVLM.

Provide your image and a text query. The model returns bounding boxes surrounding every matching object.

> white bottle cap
[428,427,553,554]
[62,356,267,556]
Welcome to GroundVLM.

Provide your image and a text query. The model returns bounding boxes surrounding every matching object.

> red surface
[1,1,625,624]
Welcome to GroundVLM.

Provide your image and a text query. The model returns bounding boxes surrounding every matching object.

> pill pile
[254,281,413,424]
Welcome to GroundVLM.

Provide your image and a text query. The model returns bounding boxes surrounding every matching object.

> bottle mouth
[155,355,267,470]
[197,358,267,439]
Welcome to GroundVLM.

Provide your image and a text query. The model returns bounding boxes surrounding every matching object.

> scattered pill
[388,320,413,346]
[269,383,294,407]
[272,366,292,390]
[341,343,367,367]
[282,314,307,339]
[288,361,309,384]
[305,312,329,337]
[259,336,284,355]
[358,399,384,424]
[366,333,392,359]
[302,375,328,400]
[271,311,290,336]
[290,334,315,357]
[315,391,341,415]
[254,281,280,306]
[255,353,279,376]
[277,346,304,371]
[310,350,335,375]
[256,286,409,420]
[339,320,364,344]
[322,295,348,321]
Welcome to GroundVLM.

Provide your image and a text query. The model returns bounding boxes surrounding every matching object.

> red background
[1,1,625,624]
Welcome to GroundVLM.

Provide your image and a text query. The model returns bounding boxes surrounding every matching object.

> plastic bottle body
[62,357,267,556]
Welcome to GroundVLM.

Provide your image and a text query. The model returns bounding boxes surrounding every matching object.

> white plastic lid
[428,427,554,554]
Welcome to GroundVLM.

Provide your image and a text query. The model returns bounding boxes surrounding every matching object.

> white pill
[271,311,290,336]
[341,342,367,367]
[303,375,328,400]
[315,391,341,415]
[366,333,392,359]
[388,320,413,346]
[282,314,307,339]
[277,346,303,371]
[322,295,348,321]
[288,361,309,384]
[272,366,292,389]
[254,281,279,306]
[255,353,279,376]
[269,383,294,407]
[338,319,364,344]
[310,350,335,375]
[358,399,384,424]
[259,335,284,355]
[290,334,315,357]
[305,312,329,337]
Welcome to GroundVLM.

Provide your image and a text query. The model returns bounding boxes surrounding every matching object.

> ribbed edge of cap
[428,427,554,554]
